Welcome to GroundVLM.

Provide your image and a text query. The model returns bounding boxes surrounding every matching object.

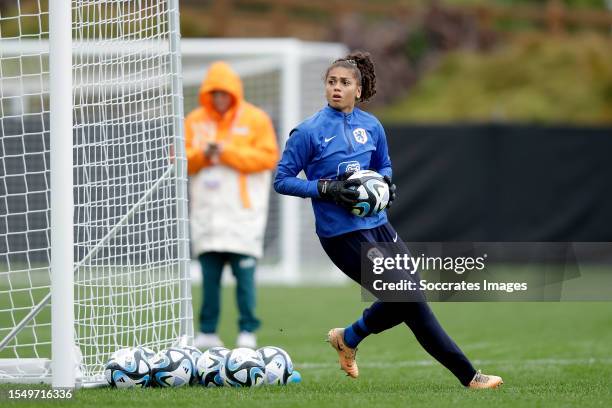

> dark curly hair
[325,51,377,103]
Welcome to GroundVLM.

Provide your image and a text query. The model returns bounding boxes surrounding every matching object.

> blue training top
[274,105,392,238]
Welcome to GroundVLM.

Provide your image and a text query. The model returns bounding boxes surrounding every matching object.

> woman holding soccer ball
[274,51,503,389]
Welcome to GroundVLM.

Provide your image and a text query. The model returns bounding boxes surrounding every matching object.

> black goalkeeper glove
[317,178,361,207]
[383,175,397,209]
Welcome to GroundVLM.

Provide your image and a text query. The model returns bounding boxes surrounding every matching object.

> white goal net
[0,0,191,386]
[180,39,348,285]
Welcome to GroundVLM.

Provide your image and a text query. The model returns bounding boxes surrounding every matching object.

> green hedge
[376,34,612,124]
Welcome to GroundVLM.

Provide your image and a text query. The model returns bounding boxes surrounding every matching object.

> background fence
[385,124,612,242]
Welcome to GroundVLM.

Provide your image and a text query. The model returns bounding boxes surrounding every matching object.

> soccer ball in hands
[257,346,295,385]
[347,170,389,217]
[220,347,266,387]
[150,347,194,387]
[104,347,151,388]
[196,347,230,387]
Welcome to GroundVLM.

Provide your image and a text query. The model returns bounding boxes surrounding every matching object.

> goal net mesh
[0,0,190,384]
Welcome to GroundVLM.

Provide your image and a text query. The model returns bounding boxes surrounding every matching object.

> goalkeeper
[185,61,279,349]
[274,51,503,389]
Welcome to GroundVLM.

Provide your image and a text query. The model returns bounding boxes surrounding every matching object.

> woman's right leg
[319,227,476,385]
[361,301,476,385]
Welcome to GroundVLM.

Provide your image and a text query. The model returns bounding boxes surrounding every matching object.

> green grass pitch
[2,284,612,407]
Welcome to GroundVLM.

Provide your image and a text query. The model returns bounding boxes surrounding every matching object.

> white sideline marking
[461,342,492,351]
[298,357,612,369]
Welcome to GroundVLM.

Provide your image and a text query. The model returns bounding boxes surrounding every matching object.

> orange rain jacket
[185,61,279,258]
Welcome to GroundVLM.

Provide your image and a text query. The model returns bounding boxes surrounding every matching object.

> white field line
[298,357,612,369]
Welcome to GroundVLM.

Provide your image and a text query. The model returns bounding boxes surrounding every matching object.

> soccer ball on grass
[196,346,230,387]
[150,347,194,387]
[104,347,151,388]
[220,347,266,387]
[257,346,296,385]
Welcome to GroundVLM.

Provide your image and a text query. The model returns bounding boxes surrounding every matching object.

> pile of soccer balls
[104,345,301,388]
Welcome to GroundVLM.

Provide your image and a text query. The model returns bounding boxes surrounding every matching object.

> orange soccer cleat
[467,370,504,389]
[326,328,359,378]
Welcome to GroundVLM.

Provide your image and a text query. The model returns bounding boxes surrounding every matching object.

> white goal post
[0,1,347,389]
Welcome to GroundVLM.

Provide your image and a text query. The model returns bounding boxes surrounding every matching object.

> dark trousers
[319,222,476,386]
[198,252,261,334]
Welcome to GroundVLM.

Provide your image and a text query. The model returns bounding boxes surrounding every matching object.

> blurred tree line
[375,33,612,124]
[324,3,612,124]
[445,0,608,8]
[181,0,612,123]
[1,0,611,123]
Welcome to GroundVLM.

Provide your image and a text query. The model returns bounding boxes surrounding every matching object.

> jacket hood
[199,61,244,118]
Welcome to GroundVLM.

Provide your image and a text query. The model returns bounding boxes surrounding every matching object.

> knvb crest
[353,128,368,144]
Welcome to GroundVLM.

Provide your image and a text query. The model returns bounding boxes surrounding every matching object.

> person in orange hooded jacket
[186,61,279,349]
